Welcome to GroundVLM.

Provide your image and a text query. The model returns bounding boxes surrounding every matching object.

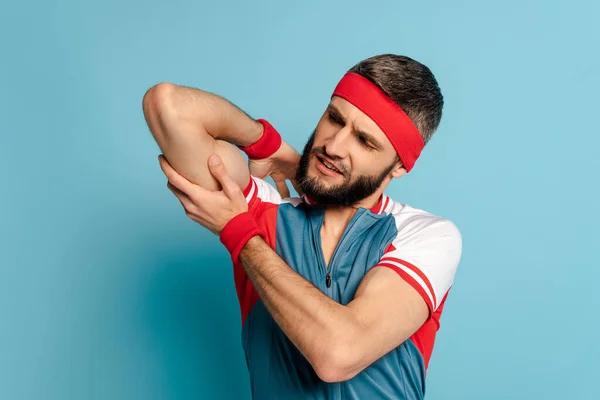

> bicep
[143,83,250,192]
[345,267,428,371]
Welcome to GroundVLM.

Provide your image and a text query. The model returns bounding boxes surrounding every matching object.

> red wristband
[219,212,263,262]
[238,119,282,160]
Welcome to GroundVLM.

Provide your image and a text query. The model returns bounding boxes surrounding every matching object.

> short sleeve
[374,217,462,313]
[242,175,283,210]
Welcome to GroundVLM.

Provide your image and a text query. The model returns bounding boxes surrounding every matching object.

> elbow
[315,368,354,384]
[142,82,178,131]
[312,341,361,383]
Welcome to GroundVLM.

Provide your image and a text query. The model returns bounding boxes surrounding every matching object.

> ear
[390,161,407,179]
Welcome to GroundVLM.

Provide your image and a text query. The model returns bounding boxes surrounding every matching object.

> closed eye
[358,135,375,150]
[327,106,379,151]
[327,110,344,125]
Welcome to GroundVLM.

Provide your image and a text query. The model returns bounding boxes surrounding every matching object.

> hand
[158,154,248,235]
[248,141,302,198]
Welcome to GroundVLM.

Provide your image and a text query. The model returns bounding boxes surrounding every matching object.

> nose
[324,127,352,160]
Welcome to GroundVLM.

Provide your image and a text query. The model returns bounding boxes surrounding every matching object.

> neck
[321,188,384,236]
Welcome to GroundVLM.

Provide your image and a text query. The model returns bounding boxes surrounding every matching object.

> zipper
[320,209,367,294]
[310,208,330,292]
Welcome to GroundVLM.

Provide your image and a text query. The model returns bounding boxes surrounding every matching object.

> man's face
[295,97,404,207]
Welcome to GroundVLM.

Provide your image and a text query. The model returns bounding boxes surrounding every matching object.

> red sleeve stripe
[378,258,437,310]
[382,195,390,213]
[376,195,384,214]
[243,177,257,205]
[375,263,435,312]
[242,176,253,196]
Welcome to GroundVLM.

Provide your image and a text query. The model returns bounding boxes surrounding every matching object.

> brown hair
[349,54,444,145]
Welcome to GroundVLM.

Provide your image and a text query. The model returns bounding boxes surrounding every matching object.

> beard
[295,130,397,207]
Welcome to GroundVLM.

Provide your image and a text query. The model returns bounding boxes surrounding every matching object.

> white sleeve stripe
[244,178,257,203]
[380,256,438,306]
[378,259,437,310]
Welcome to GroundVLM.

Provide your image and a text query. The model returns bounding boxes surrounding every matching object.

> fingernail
[209,155,221,166]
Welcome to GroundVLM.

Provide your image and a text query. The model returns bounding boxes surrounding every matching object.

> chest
[275,204,398,304]
[320,230,342,267]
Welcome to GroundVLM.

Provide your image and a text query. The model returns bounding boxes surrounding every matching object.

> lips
[316,155,344,176]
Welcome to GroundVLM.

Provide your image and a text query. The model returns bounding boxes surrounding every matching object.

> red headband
[331,72,424,172]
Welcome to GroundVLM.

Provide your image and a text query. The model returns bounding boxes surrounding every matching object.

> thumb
[208,155,237,197]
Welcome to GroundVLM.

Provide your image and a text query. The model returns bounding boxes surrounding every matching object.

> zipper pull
[326,272,332,288]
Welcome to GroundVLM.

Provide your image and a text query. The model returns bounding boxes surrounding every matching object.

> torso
[242,202,428,400]
[239,176,461,400]
[320,229,342,267]
[319,208,360,267]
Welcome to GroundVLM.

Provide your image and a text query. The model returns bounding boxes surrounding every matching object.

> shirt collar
[301,193,389,215]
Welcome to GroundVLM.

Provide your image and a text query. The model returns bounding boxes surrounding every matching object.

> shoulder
[245,176,307,211]
[382,196,462,254]
[245,176,282,206]
[377,196,462,312]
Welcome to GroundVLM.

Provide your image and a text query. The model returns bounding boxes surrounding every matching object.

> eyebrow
[328,105,383,150]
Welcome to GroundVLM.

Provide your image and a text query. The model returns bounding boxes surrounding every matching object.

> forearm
[239,236,358,377]
[144,82,264,145]
[143,82,260,190]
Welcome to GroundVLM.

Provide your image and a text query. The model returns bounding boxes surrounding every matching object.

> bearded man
[143,54,462,400]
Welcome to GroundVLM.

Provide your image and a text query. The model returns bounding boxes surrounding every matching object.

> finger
[167,181,196,212]
[158,154,195,194]
[208,154,239,198]
[159,155,215,200]
[275,180,290,198]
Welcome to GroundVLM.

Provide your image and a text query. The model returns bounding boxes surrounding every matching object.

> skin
[142,82,300,196]
[144,83,429,383]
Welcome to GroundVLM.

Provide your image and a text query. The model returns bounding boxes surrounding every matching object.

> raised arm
[142,82,260,191]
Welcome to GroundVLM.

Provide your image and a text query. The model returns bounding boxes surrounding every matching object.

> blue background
[1,0,598,398]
